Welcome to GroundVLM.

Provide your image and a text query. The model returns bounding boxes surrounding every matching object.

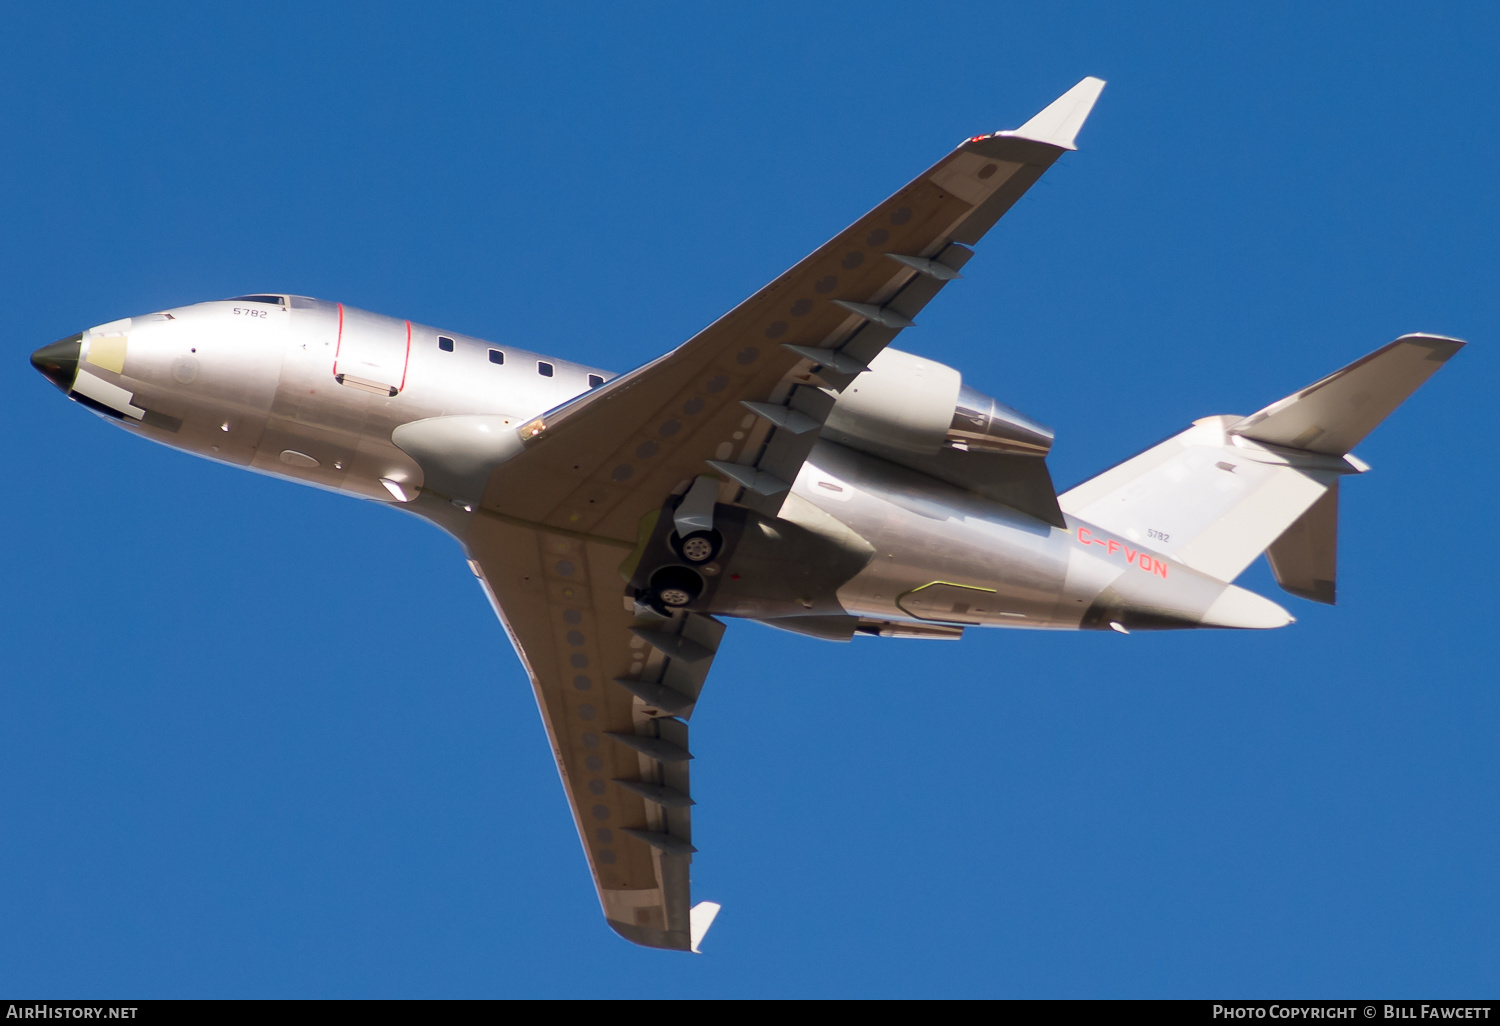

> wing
[480,76,1105,536]
[465,513,724,950]
[459,78,1104,950]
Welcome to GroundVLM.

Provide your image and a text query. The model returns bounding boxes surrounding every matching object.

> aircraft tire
[672,530,722,565]
[649,566,704,608]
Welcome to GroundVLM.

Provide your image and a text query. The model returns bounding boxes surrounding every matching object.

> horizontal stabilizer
[1063,333,1461,588]
[1230,334,1464,455]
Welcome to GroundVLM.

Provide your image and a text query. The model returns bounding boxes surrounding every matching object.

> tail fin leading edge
[1060,334,1463,594]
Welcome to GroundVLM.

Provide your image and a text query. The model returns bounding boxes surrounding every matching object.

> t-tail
[1060,334,1464,616]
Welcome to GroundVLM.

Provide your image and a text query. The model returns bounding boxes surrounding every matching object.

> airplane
[28,77,1463,952]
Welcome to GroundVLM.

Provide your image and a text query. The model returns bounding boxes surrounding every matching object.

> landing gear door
[333,303,410,396]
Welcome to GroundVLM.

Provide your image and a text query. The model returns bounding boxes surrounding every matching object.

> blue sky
[3,1,1496,998]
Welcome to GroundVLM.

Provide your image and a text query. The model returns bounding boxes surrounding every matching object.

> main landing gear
[672,529,722,565]
[636,530,722,614]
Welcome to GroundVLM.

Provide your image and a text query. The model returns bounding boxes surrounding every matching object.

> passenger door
[333,303,410,396]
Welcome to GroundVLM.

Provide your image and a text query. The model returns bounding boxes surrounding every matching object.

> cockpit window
[228,295,286,306]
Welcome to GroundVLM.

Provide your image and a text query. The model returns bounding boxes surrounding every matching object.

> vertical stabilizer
[1061,334,1462,590]
[1266,482,1339,604]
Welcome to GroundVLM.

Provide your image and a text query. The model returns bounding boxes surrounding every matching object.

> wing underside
[451,78,1105,949]
[466,512,724,949]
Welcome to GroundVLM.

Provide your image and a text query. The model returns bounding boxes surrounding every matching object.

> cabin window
[488,349,504,365]
[537,362,554,377]
[438,336,455,352]
[588,374,604,388]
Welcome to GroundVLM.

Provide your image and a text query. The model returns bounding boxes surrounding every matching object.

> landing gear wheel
[672,529,722,565]
[649,566,704,608]
[635,588,670,618]
[659,585,694,607]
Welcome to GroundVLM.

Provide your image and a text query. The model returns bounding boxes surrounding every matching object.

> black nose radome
[31,334,82,393]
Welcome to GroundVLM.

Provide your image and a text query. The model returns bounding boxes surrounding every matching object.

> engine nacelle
[821,348,1053,458]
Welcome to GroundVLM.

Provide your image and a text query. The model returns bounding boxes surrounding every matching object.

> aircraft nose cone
[30,334,82,393]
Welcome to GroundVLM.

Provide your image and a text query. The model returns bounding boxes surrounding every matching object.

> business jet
[30,77,1462,951]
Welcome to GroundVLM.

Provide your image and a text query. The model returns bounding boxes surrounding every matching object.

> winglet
[689,901,721,953]
[1002,76,1106,150]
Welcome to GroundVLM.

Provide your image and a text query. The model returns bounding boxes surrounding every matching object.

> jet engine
[820,347,1053,458]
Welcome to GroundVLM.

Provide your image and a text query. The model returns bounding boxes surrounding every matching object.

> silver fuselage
[45,297,1270,634]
